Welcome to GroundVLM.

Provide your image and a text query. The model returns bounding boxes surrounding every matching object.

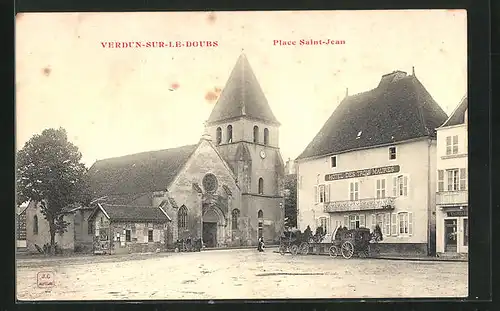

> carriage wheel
[329,245,339,258]
[341,241,354,259]
[279,244,286,255]
[290,245,299,256]
[299,242,309,255]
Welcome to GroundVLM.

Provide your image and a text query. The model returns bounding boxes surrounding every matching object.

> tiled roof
[94,204,171,222]
[441,95,467,127]
[206,54,280,125]
[297,71,448,160]
[87,144,198,197]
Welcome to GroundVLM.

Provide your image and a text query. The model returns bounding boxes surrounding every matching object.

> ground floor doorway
[202,222,217,247]
[444,219,457,253]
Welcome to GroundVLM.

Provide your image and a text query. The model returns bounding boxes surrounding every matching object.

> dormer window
[227,125,233,143]
[330,156,337,168]
[389,147,397,160]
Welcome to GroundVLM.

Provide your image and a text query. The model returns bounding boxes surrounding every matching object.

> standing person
[258,237,265,252]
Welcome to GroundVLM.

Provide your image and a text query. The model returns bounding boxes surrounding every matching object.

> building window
[349,182,359,201]
[371,213,384,230]
[463,218,468,246]
[376,179,386,199]
[447,169,459,191]
[178,206,188,229]
[446,135,459,155]
[444,168,467,191]
[33,215,38,235]
[263,128,269,145]
[397,212,413,236]
[88,221,94,235]
[389,147,397,160]
[258,178,264,194]
[346,215,365,229]
[438,170,445,192]
[393,175,408,197]
[253,126,259,143]
[318,185,325,203]
[125,229,131,242]
[258,209,263,219]
[202,173,219,193]
[231,209,240,230]
[227,125,233,143]
[100,217,103,226]
[148,229,154,242]
[216,127,222,145]
[319,217,328,233]
[330,156,337,168]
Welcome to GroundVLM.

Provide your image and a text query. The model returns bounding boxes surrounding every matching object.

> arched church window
[258,178,264,194]
[216,127,222,145]
[258,209,263,219]
[202,173,218,193]
[231,209,240,230]
[178,206,188,229]
[264,128,269,145]
[253,126,259,143]
[33,215,38,235]
[227,125,233,143]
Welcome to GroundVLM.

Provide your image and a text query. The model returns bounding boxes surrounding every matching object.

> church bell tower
[204,54,285,244]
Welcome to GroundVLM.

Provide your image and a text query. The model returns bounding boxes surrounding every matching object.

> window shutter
[344,215,349,228]
[408,212,413,236]
[371,214,376,229]
[359,215,365,228]
[384,213,390,236]
[438,170,444,192]
[403,176,408,196]
[392,177,397,197]
[391,213,397,236]
[459,168,467,190]
[326,184,330,202]
[314,186,318,203]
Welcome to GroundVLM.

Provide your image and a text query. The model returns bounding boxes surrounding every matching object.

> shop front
[437,207,468,255]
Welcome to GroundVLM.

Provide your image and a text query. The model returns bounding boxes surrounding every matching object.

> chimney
[412,66,415,76]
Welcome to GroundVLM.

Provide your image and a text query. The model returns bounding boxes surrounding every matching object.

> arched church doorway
[202,206,225,248]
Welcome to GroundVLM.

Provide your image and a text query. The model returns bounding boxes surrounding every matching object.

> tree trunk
[49,219,56,255]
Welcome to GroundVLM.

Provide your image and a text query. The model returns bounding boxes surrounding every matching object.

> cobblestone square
[16,249,468,300]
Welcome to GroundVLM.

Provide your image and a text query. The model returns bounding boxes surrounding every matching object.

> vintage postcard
[15,10,468,300]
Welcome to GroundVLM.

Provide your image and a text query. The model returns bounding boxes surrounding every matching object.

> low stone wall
[112,242,166,254]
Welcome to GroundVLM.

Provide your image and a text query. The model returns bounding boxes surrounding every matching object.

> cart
[278,229,310,256]
[327,226,380,259]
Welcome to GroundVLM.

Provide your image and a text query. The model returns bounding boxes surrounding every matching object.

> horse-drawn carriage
[278,225,382,259]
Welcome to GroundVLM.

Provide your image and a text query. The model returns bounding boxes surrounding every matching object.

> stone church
[85,54,285,248]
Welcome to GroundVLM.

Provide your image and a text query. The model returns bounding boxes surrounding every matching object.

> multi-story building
[296,70,448,255]
[435,96,468,256]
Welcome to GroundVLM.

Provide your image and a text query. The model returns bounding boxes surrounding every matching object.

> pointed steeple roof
[206,54,280,125]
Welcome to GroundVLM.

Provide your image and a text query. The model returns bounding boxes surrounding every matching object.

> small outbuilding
[88,203,172,254]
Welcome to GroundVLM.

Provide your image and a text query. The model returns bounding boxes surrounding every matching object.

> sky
[15,10,467,167]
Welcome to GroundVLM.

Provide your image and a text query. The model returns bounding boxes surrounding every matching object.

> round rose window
[202,173,218,193]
